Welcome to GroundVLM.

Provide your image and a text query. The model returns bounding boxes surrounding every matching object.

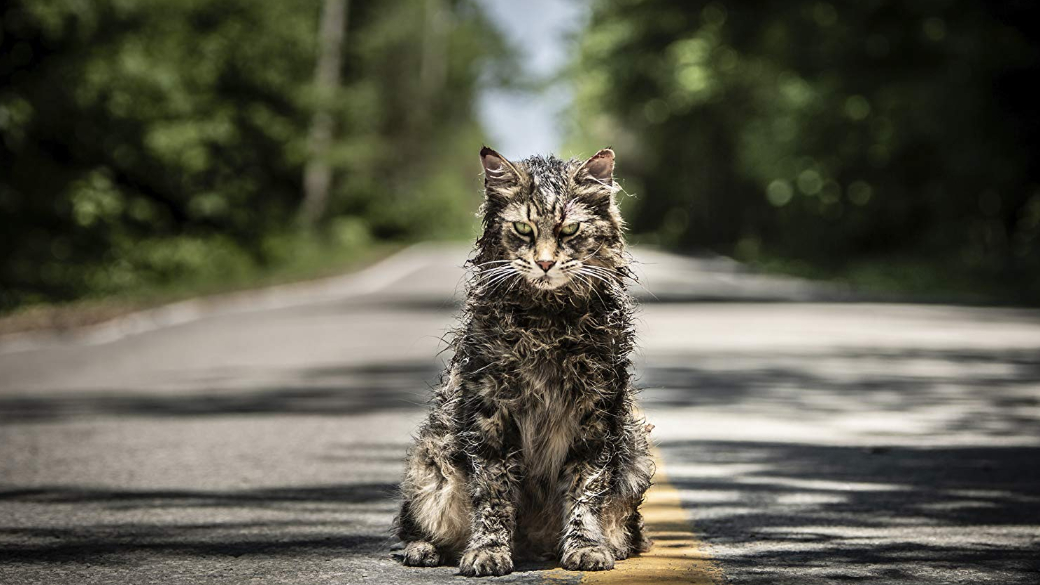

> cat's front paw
[458,546,513,577]
[561,545,615,571]
[401,540,443,567]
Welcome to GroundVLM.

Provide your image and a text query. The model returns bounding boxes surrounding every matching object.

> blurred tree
[300,0,350,227]
[0,0,514,310]
[570,0,1040,300]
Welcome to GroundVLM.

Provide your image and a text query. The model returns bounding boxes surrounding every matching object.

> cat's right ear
[480,146,520,194]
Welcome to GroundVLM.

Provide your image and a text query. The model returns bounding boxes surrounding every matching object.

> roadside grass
[745,253,1040,307]
[0,236,406,337]
[626,232,1039,306]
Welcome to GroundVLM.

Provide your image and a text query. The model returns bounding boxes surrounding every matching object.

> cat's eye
[559,222,580,237]
[513,222,534,236]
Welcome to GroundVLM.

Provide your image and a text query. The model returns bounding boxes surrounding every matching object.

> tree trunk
[299,0,348,227]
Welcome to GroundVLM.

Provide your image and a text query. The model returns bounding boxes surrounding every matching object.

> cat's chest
[515,391,579,480]
[506,323,608,367]
[490,323,609,478]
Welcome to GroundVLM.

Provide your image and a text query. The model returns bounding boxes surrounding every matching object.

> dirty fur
[395,147,654,577]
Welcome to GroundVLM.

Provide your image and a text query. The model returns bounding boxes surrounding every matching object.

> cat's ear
[574,149,617,203]
[576,148,615,186]
[480,146,520,189]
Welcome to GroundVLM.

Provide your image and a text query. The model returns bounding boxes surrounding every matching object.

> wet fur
[395,149,654,577]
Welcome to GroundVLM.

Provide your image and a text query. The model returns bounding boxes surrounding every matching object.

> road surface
[1,243,1038,584]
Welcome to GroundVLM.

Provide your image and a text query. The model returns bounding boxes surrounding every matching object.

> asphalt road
[1,243,1038,584]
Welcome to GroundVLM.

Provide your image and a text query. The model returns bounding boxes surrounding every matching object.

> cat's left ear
[480,146,520,187]
[577,148,615,185]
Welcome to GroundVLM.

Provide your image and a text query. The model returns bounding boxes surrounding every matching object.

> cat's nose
[535,260,556,273]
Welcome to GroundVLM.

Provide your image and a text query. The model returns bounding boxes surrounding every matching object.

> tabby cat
[394,147,654,577]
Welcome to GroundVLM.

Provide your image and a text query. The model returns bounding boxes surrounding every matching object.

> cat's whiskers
[486,272,521,296]
[470,261,516,282]
[556,260,613,302]
[474,275,511,292]
[475,266,512,278]
[473,260,515,268]
[578,268,627,296]
[512,259,552,290]
[577,263,616,275]
[570,272,608,306]
[473,265,515,284]
[480,262,524,295]
[503,272,524,296]
[475,265,511,275]
[472,271,516,297]
[580,264,628,289]
[481,270,516,290]
[586,263,656,299]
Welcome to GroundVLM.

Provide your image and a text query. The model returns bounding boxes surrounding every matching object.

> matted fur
[395,148,654,577]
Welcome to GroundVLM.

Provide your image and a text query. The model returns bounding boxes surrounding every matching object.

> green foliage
[570,0,1040,301]
[0,0,510,310]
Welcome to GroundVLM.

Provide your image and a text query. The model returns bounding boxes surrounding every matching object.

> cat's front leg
[458,397,520,577]
[560,451,616,571]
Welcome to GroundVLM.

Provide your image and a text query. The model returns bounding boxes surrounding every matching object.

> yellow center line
[545,448,723,584]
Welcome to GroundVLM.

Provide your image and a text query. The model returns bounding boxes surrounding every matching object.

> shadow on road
[642,346,1040,439]
[0,524,390,565]
[0,361,444,423]
[660,439,1040,584]
[0,482,402,565]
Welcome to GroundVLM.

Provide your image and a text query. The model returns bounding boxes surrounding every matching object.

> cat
[394,147,654,577]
